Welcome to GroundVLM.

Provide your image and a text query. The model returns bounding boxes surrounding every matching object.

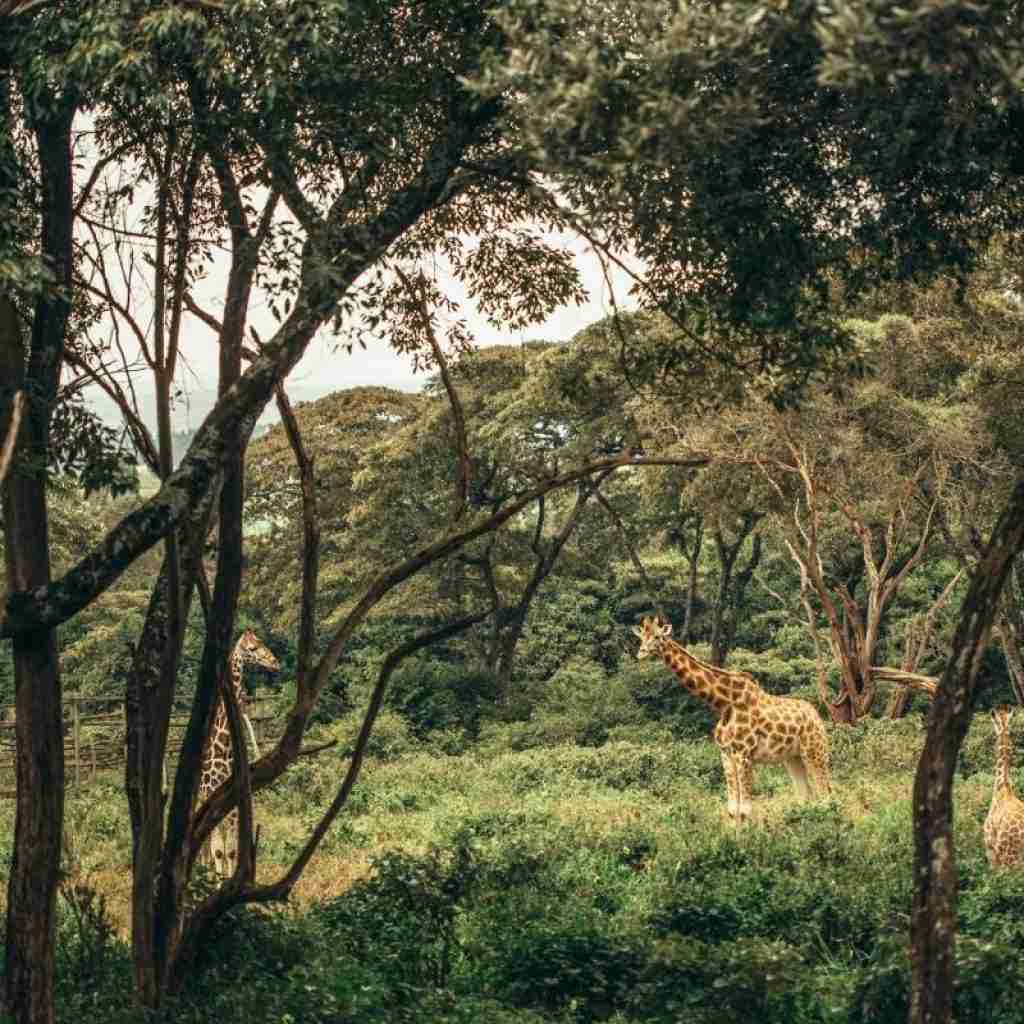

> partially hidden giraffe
[633,615,831,823]
[197,629,279,876]
[984,705,1024,869]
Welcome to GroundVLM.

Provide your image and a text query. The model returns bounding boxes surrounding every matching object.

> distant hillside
[166,424,272,467]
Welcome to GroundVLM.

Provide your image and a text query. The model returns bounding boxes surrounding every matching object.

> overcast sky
[84,231,639,434]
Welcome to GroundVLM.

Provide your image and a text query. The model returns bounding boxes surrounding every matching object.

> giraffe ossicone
[632,614,831,823]
[984,705,1024,870]
[197,629,280,877]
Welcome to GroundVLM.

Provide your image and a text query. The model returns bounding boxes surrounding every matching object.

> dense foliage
[4,699,1024,1023]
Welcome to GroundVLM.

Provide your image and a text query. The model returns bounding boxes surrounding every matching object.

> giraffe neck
[659,639,745,713]
[228,646,245,705]
[205,648,246,766]
[994,726,1016,796]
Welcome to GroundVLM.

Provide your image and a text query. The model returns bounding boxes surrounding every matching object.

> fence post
[70,692,80,787]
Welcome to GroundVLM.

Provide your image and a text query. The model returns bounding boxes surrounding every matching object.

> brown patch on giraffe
[632,615,831,823]
[197,630,280,877]
[985,705,1024,870]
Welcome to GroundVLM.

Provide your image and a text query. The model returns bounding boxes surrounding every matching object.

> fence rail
[0,692,280,789]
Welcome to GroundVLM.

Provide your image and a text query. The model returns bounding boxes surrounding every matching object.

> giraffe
[983,705,1024,869]
[632,615,831,823]
[197,629,279,876]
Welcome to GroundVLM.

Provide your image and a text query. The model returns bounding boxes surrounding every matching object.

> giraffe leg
[208,819,230,879]
[807,758,831,800]
[783,756,812,801]
[224,809,239,877]
[808,718,832,798]
[720,749,741,820]
[735,755,754,822]
[803,740,832,799]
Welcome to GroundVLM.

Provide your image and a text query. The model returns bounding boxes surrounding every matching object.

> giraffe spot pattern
[632,615,831,823]
[985,706,1024,870]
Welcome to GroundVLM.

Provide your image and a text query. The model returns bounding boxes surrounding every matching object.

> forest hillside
[4,5,1024,1023]
[4,273,1024,1021]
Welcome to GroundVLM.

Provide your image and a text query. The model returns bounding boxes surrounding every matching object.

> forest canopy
[3,3,1024,1024]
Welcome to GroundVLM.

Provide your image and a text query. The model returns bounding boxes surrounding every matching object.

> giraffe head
[992,705,1015,735]
[235,629,280,676]
[632,615,673,660]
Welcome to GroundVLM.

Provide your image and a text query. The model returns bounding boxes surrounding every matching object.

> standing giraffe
[984,705,1024,869]
[197,629,279,876]
[633,615,831,822]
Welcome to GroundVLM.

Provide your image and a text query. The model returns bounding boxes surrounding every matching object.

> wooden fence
[0,692,280,789]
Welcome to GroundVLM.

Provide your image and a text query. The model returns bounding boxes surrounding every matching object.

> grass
[0,707,1022,1022]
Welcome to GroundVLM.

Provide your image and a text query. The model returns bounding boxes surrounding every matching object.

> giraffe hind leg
[804,742,832,799]
[783,756,812,801]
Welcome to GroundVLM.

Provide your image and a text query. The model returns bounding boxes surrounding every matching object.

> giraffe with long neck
[984,705,1024,869]
[197,629,279,876]
[633,615,831,823]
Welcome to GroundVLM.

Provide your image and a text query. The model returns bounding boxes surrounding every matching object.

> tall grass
[1,707,1022,1022]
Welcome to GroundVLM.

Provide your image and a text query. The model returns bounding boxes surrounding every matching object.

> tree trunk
[679,514,703,644]
[492,474,611,700]
[909,475,1024,1024]
[709,520,762,666]
[996,560,1024,704]
[1,91,75,1024]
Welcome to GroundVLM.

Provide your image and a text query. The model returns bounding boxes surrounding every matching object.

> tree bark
[709,515,762,666]
[909,475,1024,1024]
[1,85,76,1024]
[679,513,703,644]
[491,473,613,698]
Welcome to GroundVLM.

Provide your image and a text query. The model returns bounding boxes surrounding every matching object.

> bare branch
[272,369,320,694]
[595,488,663,615]
[394,265,470,523]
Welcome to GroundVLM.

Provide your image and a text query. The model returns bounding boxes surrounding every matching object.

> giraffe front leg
[223,809,240,877]
[735,755,754,823]
[208,819,230,879]
[720,748,741,821]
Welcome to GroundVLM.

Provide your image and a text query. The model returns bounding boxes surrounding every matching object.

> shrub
[317,844,479,1001]
[724,648,820,696]
[335,707,421,762]
[479,923,645,1019]
[54,880,128,996]
[619,658,715,740]
[385,660,501,741]
[630,935,809,1023]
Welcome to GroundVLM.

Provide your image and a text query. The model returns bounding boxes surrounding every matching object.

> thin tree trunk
[493,473,613,698]
[710,517,762,666]
[909,475,1024,1024]
[1,90,75,1024]
[680,514,703,644]
[595,489,663,616]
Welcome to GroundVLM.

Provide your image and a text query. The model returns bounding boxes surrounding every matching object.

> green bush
[630,935,810,1023]
[482,924,645,1019]
[336,707,421,762]
[619,658,715,740]
[526,658,646,747]
[385,660,501,741]
[724,648,820,696]
[54,880,130,999]
[317,844,479,1001]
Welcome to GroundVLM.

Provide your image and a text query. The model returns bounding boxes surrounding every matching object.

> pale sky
[84,231,640,433]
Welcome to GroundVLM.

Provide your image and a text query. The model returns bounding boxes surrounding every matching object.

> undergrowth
[1,710,1022,1023]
